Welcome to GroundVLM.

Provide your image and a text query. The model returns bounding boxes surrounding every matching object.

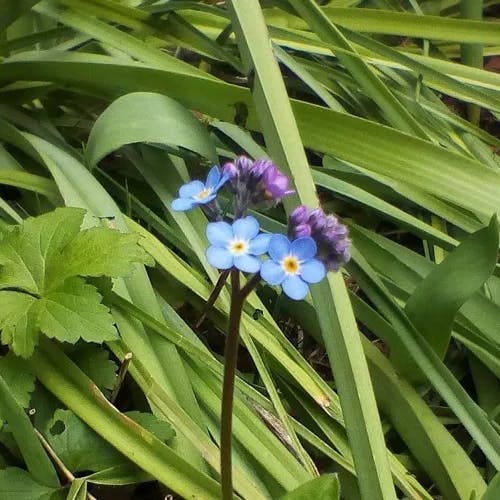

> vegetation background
[0,0,499,499]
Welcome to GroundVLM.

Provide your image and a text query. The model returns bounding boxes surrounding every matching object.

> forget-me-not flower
[260,234,326,300]
[172,166,228,211]
[206,216,271,273]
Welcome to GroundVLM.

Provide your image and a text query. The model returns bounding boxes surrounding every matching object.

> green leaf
[50,227,153,290]
[0,1,41,34]
[483,473,500,500]
[0,208,152,355]
[38,277,118,345]
[46,409,124,473]
[70,344,118,391]
[0,353,35,424]
[0,292,39,357]
[66,479,87,500]
[0,375,59,488]
[280,474,340,500]
[125,411,175,444]
[0,207,85,295]
[404,216,499,368]
[0,468,58,500]
[86,92,217,167]
[86,463,150,486]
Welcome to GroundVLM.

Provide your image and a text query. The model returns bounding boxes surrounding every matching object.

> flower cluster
[171,156,350,300]
[223,156,294,216]
[288,205,351,271]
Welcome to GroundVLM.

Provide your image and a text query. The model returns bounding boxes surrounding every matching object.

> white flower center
[281,255,300,275]
[195,188,213,200]
[228,238,248,256]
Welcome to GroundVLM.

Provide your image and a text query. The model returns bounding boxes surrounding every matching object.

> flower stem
[220,270,242,500]
[195,270,230,329]
[220,271,261,499]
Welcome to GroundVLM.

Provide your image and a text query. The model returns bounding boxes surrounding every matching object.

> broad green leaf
[0,208,85,295]
[70,344,118,391]
[0,353,35,424]
[38,277,118,345]
[0,468,57,500]
[50,226,153,290]
[0,208,152,355]
[280,474,340,500]
[86,91,217,167]
[47,409,125,472]
[405,216,499,367]
[0,292,39,357]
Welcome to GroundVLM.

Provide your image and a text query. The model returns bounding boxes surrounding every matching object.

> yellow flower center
[229,239,248,256]
[196,188,212,200]
[282,255,300,275]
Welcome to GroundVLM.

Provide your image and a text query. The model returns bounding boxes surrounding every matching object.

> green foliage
[0,208,152,357]
[0,0,499,498]
[44,408,173,474]
[281,474,340,500]
[0,353,35,425]
[0,467,58,500]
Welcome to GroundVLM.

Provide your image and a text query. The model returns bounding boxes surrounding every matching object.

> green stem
[220,271,260,499]
[221,270,242,500]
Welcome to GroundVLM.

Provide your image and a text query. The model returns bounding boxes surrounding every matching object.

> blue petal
[248,233,272,255]
[234,254,261,273]
[198,193,217,204]
[260,260,286,285]
[205,166,221,188]
[171,197,196,211]
[206,246,233,269]
[206,221,233,246]
[300,259,326,283]
[179,180,205,198]
[282,275,309,301]
[233,216,260,240]
[291,237,317,261]
[268,234,290,262]
[214,173,230,191]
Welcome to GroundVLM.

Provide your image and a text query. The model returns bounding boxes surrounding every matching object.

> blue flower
[172,166,228,211]
[206,216,271,273]
[260,234,326,300]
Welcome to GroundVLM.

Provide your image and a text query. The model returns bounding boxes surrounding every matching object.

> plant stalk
[220,270,261,499]
[220,270,242,500]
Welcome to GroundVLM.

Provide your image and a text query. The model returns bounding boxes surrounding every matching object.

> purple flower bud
[294,223,312,238]
[222,161,239,180]
[263,166,295,200]
[225,155,294,215]
[290,205,309,226]
[287,205,351,272]
[250,159,273,178]
[309,208,327,231]
[234,155,254,173]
